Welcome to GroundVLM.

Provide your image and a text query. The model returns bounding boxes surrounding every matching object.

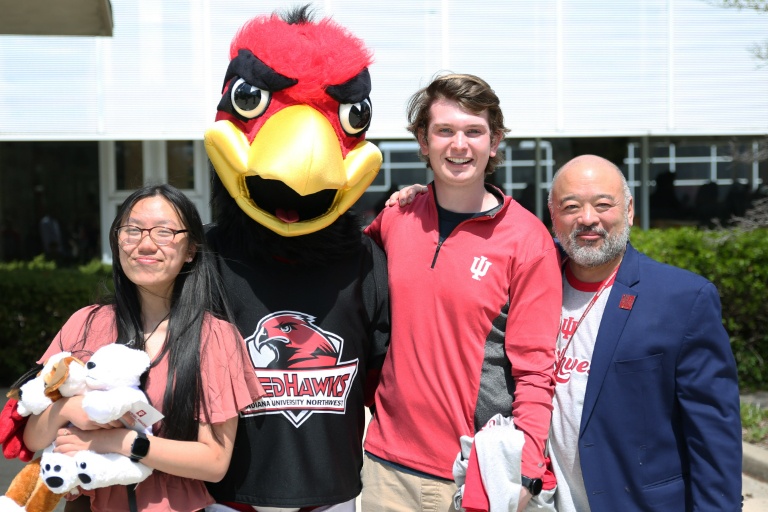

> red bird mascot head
[206,4,381,264]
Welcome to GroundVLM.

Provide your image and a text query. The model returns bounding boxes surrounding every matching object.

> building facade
[1,0,766,262]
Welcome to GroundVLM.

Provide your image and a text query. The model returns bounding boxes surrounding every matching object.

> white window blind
[0,0,765,140]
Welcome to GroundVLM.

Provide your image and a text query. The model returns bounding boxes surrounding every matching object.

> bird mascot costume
[203,5,390,512]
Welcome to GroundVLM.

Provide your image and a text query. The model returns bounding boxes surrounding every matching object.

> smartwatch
[130,432,150,462]
[521,475,543,496]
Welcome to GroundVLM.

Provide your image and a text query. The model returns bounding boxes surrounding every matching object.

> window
[167,140,195,190]
[115,141,143,191]
[0,141,100,262]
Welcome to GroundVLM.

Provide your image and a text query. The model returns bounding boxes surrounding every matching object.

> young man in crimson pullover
[361,73,562,511]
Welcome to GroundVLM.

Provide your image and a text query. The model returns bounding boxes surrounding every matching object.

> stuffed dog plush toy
[0,344,154,512]
[12,352,88,417]
[0,352,87,512]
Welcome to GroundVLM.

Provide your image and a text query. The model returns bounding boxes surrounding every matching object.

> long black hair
[79,184,231,443]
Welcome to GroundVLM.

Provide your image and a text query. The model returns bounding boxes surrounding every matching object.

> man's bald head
[548,155,631,211]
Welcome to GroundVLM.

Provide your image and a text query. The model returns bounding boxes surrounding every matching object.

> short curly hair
[406,73,509,175]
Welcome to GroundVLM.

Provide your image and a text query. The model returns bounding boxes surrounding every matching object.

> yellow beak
[205,105,382,236]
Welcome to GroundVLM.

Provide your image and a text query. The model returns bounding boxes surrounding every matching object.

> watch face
[131,433,150,460]
[522,476,543,496]
[530,478,543,496]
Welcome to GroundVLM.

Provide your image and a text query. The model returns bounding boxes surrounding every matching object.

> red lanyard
[555,263,620,376]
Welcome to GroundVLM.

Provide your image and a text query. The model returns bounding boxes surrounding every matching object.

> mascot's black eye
[339,99,372,136]
[231,77,271,119]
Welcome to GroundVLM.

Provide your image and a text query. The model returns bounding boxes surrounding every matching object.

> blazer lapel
[579,244,641,436]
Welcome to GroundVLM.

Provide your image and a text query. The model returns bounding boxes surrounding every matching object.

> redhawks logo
[241,311,358,427]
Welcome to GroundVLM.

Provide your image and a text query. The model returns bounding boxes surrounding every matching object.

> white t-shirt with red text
[549,267,615,512]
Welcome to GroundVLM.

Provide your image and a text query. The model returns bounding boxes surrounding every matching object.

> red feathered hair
[230,12,374,105]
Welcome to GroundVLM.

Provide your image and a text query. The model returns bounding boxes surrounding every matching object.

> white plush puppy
[38,344,154,494]
[81,343,152,424]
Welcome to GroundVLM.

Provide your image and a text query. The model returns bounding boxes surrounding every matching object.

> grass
[742,402,768,445]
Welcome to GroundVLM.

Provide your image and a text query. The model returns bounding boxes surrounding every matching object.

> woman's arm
[23,395,122,452]
[53,417,238,483]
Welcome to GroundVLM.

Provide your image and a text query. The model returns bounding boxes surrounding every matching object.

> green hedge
[0,257,112,386]
[631,227,768,390]
[1,229,767,389]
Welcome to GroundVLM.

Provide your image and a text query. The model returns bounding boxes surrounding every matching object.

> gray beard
[558,222,630,268]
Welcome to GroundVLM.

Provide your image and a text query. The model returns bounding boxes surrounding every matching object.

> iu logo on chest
[471,255,492,280]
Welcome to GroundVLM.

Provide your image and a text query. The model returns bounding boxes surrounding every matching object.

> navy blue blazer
[577,243,742,511]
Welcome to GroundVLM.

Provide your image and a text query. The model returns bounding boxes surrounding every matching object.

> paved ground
[2,392,767,511]
[743,472,768,511]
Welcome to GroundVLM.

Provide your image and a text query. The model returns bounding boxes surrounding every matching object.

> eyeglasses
[115,225,189,246]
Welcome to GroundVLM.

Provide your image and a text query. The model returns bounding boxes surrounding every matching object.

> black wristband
[129,432,150,462]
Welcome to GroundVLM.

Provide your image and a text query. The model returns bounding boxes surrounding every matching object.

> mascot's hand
[0,399,33,462]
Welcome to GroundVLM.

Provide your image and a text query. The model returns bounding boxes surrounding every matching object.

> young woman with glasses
[21,184,264,512]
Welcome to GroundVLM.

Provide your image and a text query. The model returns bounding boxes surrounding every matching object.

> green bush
[741,402,768,444]
[0,257,112,386]
[632,227,768,389]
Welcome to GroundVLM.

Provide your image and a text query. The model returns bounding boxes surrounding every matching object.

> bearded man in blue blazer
[547,154,742,511]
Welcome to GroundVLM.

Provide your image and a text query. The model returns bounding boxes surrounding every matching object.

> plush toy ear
[43,359,71,402]
[43,356,84,401]
[58,358,87,398]
[0,456,41,506]
[20,475,62,512]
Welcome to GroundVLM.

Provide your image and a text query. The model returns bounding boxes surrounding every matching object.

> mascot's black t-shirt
[205,225,389,508]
